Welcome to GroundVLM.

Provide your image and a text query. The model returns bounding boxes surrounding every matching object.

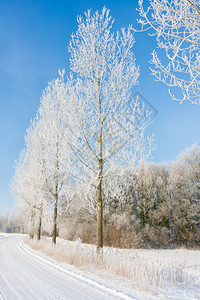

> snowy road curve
[0,234,129,300]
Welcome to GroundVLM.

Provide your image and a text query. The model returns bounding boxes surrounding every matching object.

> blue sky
[0,0,200,214]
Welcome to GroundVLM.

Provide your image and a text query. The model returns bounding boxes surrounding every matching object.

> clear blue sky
[0,0,199,214]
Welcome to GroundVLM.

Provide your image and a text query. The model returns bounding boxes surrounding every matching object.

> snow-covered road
[0,234,126,300]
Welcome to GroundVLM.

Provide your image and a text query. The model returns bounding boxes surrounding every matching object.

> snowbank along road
[0,234,133,300]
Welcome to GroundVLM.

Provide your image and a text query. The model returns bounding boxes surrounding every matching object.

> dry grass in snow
[26,238,189,293]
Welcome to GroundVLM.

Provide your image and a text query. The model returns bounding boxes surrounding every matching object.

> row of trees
[10,144,200,248]
[11,8,153,250]
[11,0,200,249]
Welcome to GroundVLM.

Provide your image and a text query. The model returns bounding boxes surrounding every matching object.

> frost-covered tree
[35,71,72,244]
[103,167,136,215]
[11,146,44,239]
[11,115,51,240]
[169,144,200,245]
[68,7,154,250]
[135,162,169,227]
[12,72,73,243]
[24,120,48,240]
[138,0,200,104]
[134,162,172,247]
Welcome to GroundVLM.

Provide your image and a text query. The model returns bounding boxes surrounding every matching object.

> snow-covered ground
[42,237,200,299]
[26,237,200,299]
[0,233,129,299]
[0,233,200,299]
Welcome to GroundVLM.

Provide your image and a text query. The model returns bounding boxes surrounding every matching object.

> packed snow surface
[0,234,128,299]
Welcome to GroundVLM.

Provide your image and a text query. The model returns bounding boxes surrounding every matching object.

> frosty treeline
[0,213,21,234]
[11,8,154,250]
[11,142,200,248]
[59,144,200,248]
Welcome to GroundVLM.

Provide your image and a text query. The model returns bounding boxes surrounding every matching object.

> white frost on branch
[67,7,154,181]
[138,0,200,104]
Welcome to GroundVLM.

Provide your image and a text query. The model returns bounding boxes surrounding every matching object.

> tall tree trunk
[52,195,58,244]
[30,210,35,239]
[52,142,59,244]
[97,76,103,251]
[169,191,174,247]
[97,159,103,250]
[37,201,43,241]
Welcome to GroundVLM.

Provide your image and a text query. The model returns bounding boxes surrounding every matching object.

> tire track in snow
[0,234,134,299]
[0,284,6,300]
[0,235,64,299]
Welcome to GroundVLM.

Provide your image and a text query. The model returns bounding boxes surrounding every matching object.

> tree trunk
[30,210,35,239]
[52,141,59,244]
[97,160,103,250]
[169,191,174,247]
[97,76,103,251]
[52,195,58,244]
[37,202,43,241]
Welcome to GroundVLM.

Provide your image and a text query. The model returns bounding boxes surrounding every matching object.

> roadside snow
[20,239,135,300]
[24,236,200,299]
